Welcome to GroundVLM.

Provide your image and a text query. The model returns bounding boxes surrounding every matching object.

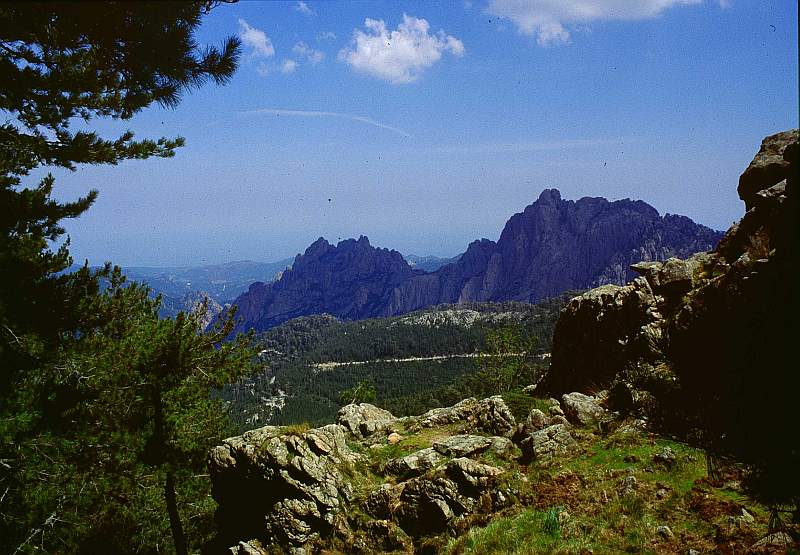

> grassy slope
[442,405,773,554]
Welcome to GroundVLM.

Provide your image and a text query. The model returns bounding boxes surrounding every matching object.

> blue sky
[48,0,797,266]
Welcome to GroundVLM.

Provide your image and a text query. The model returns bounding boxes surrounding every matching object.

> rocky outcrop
[411,395,516,437]
[208,423,361,548]
[561,392,606,426]
[208,394,544,552]
[227,193,722,332]
[737,129,798,209]
[541,129,799,506]
[337,403,398,439]
[541,276,663,394]
[543,129,798,399]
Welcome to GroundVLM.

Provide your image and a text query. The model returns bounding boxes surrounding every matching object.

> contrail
[240,108,413,138]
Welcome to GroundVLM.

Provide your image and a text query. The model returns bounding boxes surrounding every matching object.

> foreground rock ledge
[208,394,605,553]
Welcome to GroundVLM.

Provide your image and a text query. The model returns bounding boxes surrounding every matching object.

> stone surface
[656,525,675,540]
[749,532,796,552]
[414,396,516,437]
[652,447,677,469]
[561,392,606,426]
[208,423,360,548]
[337,403,397,439]
[519,424,577,461]
[619,475,637,497]
[432,435,493,457]
[384,448,442,477]
[364,484,401,520]
[395,477,469,536]
[541,277,665,394]
[445,457,504,490]
[738,129,799,209]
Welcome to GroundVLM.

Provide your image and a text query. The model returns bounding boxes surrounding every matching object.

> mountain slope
[385,190,722,314]
[229,190,722,332]
[231,237,417,333]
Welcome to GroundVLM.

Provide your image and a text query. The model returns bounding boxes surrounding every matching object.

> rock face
[227,192,722,332]
[541,129,799,504]
[208,423,361,548]
[387,190,721,314]
[208,395,531,552]
[411,395,516,437]
[561,392,606,426]
[229,236,418,333]
[337,403,398,439]
[544,129,798,400]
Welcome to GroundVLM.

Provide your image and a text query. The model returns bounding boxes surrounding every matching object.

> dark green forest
[221,296,573,429]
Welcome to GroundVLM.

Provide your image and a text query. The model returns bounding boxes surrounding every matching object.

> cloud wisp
[294,1,315,16]
[293,42,325,64]
[238,19,275,58]
[486,0,706,46]
[241,108,413,138]
[339,15,464,84]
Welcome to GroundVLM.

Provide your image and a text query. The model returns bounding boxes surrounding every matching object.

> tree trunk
[164,470,187,555]
[154,389,187,555]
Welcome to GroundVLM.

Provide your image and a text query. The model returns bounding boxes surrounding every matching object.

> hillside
[227,191,722,333]
[220,296,572,431]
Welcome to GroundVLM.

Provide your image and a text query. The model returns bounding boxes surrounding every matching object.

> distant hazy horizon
[41,0,797,267]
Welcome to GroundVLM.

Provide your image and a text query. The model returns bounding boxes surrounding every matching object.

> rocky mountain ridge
[228,191,722,333]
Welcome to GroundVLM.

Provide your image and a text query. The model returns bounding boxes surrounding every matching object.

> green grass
[445,507,568,554]
[281,422,311,436]
[500,391,552,421]
[448,423,772,554]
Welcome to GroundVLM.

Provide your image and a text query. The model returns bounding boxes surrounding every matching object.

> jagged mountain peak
[227,190,723,332]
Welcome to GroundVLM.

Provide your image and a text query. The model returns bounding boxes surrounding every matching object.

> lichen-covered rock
[209,423,361,549]
[445,457,504,491]
[488,436,516,458]
[522,408,550,432]
[395,477,470,536]
[413,396,516,437]
[365,483,402,520]
[337,403,397,439]
[384,448,442,477]
[738,129,798,209]
[542,277,663,394]
[432,435,493,457]
[355,520,413,554]
[519,424,578,461]
[561,392,606,426]
[749,531,797,553]
[230,541,264,555]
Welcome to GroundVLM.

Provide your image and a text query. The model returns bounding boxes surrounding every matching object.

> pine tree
[0,1,240,386]
[0,3,250,552]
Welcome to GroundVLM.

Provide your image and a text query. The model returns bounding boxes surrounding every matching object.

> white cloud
[317,31,337,41]
[338,14,465,84]
[295,1,315,16]
[280,59,298,74]
[486,0,703,45]
[293,42,325,64]
[238,19,275,58]
[241,108,413,138]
